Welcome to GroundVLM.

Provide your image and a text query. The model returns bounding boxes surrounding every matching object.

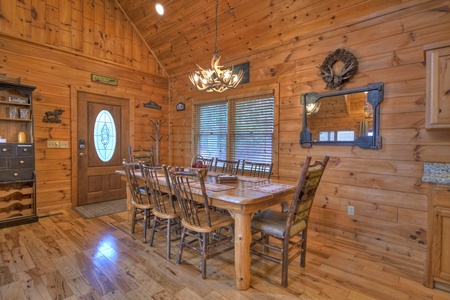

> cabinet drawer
[15,144,33,155]
[0,169,34,181]
[0,144,13,156]
[435,187,450,209]
[10,156,33,168]
[0,157,6,169]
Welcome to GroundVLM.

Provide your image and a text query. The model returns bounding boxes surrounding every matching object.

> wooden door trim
[70,85,134,207]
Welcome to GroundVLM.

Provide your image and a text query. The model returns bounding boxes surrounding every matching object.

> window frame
[191,86,279,178]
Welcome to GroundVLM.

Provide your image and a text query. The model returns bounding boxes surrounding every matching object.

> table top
[116,169,297,214]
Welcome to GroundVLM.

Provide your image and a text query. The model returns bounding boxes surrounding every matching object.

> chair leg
[131,207,137,234]
[263,233,270,253]
[281,238,290,287]
[142,209,149,243]
[149,217,158,247]
[167,218,172,259]
[300,229,308,268]
[177,227,186,264]
[201,232,207,279]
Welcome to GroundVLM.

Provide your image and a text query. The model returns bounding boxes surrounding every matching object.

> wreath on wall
[318,48,358,90]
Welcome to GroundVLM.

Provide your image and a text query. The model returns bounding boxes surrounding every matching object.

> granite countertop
[422,162,450,184]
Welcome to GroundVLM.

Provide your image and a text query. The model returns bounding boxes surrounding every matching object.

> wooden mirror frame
[300,82,384,149]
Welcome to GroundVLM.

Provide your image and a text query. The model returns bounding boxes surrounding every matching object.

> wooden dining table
[116,169,297,290]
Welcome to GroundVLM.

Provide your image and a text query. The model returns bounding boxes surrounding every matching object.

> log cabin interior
[1,0,450,298]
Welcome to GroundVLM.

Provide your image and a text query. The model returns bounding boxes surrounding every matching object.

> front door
[77,92,129,205]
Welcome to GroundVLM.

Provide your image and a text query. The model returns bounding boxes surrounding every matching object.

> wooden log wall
[168,0,450,278]
[0,0,169,209]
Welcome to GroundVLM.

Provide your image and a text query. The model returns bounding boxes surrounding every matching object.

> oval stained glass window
[93,110,117,162]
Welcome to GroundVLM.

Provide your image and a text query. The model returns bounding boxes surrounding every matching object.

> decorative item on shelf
[19,108,30,119]
[189,154,208,176]
[43,108,64,123]
[8,106,19,119]
[143,101,161,110]
[17,132,26,143]
[189,0,244,93]
[8,96,28,104]
[318,48,358,90]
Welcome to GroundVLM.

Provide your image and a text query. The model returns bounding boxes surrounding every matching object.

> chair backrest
[241,160,273,179]
[122,159,151,206]
[141,164,176,214]
[214,158,240,175]
[286,156,329,237]
[201,157,216,171]
[169,168,212,227]
[128,145,156,166]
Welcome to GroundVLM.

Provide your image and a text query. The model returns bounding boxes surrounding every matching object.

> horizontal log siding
[0,0,168,209]
[168,0,450,276]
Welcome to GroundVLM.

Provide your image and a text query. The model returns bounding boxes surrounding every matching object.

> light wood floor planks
[0,208,449,300]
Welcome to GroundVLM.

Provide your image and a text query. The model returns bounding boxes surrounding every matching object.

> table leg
[234,212,252,290]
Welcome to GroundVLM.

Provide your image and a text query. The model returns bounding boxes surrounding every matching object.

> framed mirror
[300,82,384,149]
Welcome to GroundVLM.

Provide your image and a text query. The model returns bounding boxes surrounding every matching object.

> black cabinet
[0,82,37,228]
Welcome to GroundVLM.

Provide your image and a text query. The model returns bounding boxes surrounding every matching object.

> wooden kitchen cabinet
[0,81,37,228]
[425,45,450,130]
[425,183,450,291]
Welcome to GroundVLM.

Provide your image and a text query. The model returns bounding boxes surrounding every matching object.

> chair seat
[153,196,181,219]
[251,210,306,238]
[181,209,234,233]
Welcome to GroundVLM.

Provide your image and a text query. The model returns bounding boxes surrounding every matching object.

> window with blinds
[194,96,274,164]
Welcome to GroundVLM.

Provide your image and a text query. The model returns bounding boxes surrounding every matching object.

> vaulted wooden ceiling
[116,0,380,78]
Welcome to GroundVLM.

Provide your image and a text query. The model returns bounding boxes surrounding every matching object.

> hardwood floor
[1,208,449,300]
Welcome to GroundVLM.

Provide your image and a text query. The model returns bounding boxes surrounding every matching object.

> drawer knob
[23,148,28,152]
[13,173,19,177]
[19,160,25,164]
[2,148,7,152]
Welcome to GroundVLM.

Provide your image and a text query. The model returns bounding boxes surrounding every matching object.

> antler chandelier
[189,0,243,93]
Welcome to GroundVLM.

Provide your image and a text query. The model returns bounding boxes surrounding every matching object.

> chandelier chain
[189,0,244,92]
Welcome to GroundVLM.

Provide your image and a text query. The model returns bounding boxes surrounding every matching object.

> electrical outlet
[348,205,355,216]
[47,140,59,148]
[59,141,69,148]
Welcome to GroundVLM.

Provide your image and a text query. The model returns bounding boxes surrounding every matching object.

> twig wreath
[318,48,358,90]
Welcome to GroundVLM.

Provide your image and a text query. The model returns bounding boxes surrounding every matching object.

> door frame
[70,85,134,207]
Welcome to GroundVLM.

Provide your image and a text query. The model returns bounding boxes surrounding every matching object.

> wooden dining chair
[122,159,153,243]
[250,155,329,287]
[240,160,273,179]
[214,158,240,175]
[169,167,235,279]
[128,145,156,166]
[141,164,181,259]
[200,157,216,171]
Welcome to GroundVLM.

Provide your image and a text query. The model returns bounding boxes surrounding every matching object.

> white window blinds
[194,96,274,164]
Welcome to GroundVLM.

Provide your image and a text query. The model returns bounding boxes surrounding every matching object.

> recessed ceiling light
[155,3,164,16]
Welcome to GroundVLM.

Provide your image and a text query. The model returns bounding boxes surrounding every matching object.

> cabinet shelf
[0,117,31,122]
[0,100,31,107]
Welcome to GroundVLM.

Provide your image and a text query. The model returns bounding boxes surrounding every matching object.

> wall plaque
[91,74,118,86]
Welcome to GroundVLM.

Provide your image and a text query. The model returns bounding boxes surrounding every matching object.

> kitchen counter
[422,162,450,184]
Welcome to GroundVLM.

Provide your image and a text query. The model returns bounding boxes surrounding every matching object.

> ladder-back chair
[122,160,153,243]
[141,164,181,259]
[240,160,273,179]
[250,155,329,287]
[169,168,234,278]
[214,158,240,175]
